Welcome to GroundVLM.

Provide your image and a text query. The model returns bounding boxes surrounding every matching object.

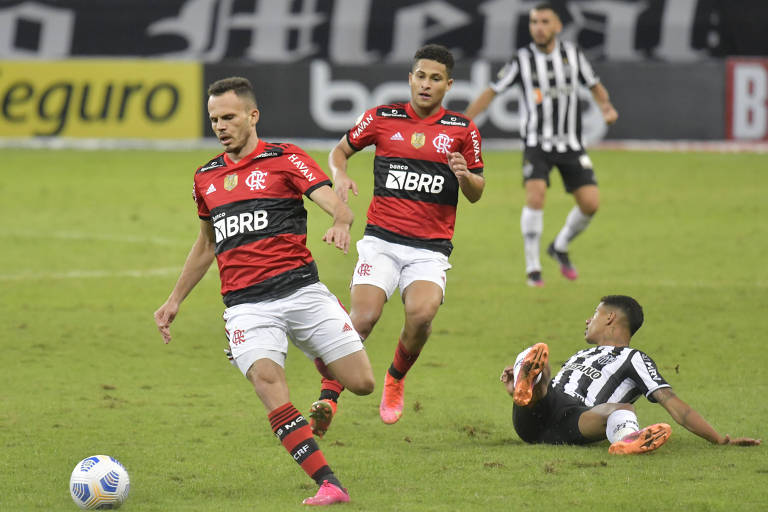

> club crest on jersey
[432,133,454,154]
[245,170,267,191]
[597,354,616,366]
[224,174,238,191]
[411,132,425,149]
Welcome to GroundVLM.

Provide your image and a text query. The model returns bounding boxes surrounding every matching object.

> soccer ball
[69,455,130,510]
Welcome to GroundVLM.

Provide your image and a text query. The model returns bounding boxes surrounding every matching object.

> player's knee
[347,375,375,396]
[351,311,380,340]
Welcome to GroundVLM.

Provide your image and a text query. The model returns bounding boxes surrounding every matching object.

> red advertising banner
[726,58,768,140]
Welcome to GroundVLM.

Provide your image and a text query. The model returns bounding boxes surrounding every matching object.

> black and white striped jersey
[550,345,670,407]
[490,39,600,152]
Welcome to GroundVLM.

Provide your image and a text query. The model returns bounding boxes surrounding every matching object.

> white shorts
[352,236,452,300]
[222,282,364,376]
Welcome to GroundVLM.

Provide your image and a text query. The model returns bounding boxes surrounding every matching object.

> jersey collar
[406,102,446,124]
[223,138,265,167]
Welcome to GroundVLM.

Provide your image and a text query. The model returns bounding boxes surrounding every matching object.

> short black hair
[413,44,454,77]
[207,76,258,107]
[531,2,562,21]
[601,295,644,336]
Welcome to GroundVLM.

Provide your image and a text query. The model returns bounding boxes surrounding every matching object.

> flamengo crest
[246,170,268,190]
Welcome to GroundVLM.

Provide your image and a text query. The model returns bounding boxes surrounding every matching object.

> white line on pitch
[0,267,183,281]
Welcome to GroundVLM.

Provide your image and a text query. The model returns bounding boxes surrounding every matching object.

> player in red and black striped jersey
[154,77,374,506]
[309,44,486,434]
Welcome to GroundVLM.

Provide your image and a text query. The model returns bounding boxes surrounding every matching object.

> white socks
[606,409,640,443]
[554,206,592,252]
[520,206,543,273]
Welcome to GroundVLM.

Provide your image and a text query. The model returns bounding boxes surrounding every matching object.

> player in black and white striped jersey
[466,2,618,287]
[500,295,761,453]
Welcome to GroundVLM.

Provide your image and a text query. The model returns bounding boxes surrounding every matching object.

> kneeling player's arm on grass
[652,388,761,446]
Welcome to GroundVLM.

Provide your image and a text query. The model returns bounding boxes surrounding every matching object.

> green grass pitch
[1,148,766,511]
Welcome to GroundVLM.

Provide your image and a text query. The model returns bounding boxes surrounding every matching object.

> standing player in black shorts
[500,295,761,452]
[466,2,618,287]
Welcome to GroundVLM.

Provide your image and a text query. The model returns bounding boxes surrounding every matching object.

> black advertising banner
[202,60,726,142]
[2,0,767,63]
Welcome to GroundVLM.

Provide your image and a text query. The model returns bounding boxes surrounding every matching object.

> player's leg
[521,148,552,287]
[311,237,395,435]
[578,402,671,454]
[224,303,350,505]
[379,280,443,424]
[549,152,600,280]
[504,343,550,406]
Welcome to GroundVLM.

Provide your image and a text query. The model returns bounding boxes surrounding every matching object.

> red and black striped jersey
[193,140,332,306]
[346,102,484,256]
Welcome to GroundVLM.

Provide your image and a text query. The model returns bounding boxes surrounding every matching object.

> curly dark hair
[413,44,454,77]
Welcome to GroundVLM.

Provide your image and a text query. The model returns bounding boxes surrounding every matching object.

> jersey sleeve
[490,58,520,93]
[462,120,484,173]
[193,177,210,220]
[345,106,379,151]
[576,47,600,88]
[629,350,671,402]
[284,145,332,197]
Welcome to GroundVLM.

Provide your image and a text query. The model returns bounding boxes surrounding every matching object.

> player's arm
[652,387,761,446]
[447,152,484,203]
[590,82,618,125]
[464,87,497,120]
[153,220,216,344]
[328,135,359,203]
[309,185,354,254]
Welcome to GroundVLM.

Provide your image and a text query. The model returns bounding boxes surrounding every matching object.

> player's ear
[250,108,260,126]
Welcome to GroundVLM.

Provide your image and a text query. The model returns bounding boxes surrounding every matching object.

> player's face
[409,59,453,117]
[208,90,259,157]
[529,8,561,51]
[584,302,607,343]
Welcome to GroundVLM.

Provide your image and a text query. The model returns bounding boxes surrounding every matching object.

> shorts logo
[246,170,267,191]
[231,329,246,345]
[342,323,354,332]
[579,154,593,169]
[522,160,534,178]
[357,263,373,276]
[411,132,425,149]
[432,133,454,154]
[224,174,238,191]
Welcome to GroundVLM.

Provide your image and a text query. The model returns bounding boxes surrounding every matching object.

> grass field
[1,147,766,511]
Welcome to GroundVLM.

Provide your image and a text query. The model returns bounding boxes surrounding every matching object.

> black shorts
[512,389,593,445]
[522,146,598,193]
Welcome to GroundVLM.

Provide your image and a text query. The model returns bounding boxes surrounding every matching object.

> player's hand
[447,152,470,178]
[153,302,179,344]
[718,434,762,446]
[500,365,517,396]
[602,104,618,125]
[334,175,359,203]
[322,224,351,254]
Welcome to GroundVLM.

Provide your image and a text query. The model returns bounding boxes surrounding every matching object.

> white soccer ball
[69,455,130,510]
